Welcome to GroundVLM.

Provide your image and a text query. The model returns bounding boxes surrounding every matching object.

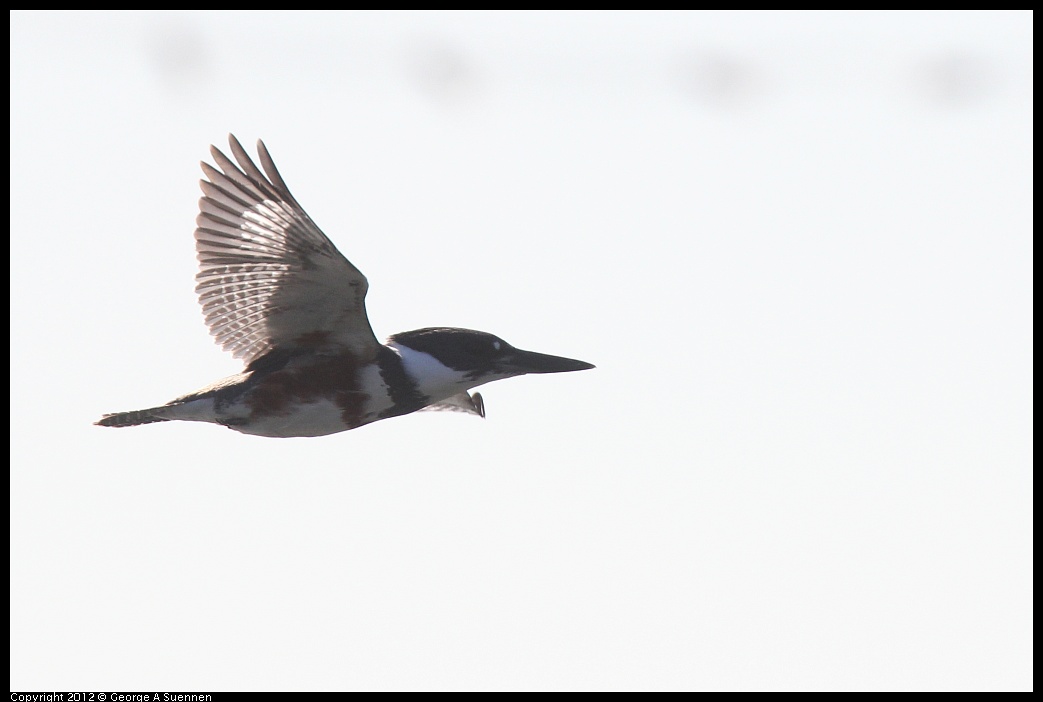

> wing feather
[194,135,379,366]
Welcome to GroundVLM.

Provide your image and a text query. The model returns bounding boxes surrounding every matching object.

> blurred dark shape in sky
[911,52,998,107]
[402,39,483,104]
[145,19,211,92]
[674,52,765,108]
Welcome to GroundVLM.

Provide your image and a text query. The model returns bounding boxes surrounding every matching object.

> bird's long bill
[502,348,595,375]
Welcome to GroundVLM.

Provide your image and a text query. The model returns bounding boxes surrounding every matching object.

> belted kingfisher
[96,135,594,438]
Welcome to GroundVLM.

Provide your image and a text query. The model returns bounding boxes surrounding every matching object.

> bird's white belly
[164,395,366,438]
[229,398,358,437]
[224,365,403,437]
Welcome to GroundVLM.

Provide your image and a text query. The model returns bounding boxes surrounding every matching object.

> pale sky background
[10,11,1032,691]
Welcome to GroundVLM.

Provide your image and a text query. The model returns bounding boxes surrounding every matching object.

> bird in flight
[97,135,594,437]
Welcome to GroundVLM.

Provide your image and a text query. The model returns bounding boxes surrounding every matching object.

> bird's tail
[95,407,173,428]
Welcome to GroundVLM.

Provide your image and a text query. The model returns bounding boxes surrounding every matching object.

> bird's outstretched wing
[194,135,379,368]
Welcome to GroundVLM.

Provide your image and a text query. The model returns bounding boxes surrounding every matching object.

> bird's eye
[492,341,501,352]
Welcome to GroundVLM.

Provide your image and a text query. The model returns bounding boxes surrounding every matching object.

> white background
[10,11,1032,691]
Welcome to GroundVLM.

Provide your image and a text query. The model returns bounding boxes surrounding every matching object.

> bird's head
[388,327,594,391]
